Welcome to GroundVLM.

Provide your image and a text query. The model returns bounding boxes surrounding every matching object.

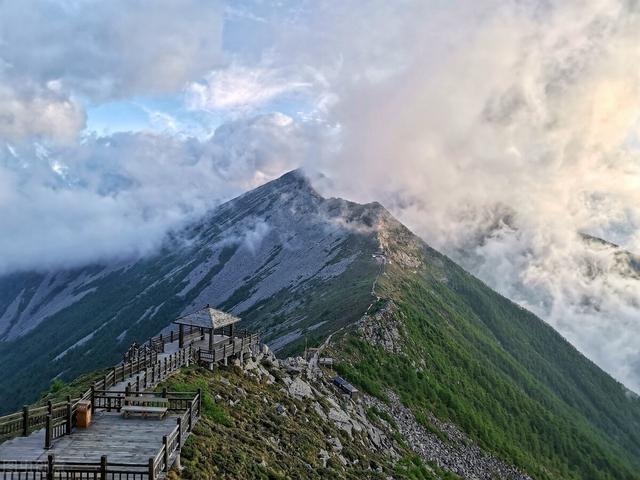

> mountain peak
[267,168,322,196]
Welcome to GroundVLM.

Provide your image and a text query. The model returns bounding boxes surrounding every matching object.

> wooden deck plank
[0,411,180,463]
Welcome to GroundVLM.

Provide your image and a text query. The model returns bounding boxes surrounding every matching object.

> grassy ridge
[333,250,640,479]
[160,366,453,480]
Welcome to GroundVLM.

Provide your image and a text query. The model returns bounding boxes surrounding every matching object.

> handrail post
[91,384,96,412]
[148,457,155,480]
[188,403,193,431]
[47,454,55,480]
[197,388,202,417]
[45,414,52,449]
[163,435,169,472]
[162,387,167,399]
[47,400,53,416]
[100,455,107,480]
[177,417,182,447]
[66,398,72,434]
[22,405,29,436]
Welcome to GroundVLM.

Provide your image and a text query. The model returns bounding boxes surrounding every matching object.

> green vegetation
[158,366,448,480]
[162,374,232,427]
[332,243,640,479]
[394,455,460,480]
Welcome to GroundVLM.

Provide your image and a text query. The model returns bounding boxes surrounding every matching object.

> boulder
[318,449,330,468]
[327,436,343,452]
[288,377,314,400]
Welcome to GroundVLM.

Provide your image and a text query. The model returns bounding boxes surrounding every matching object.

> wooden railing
[0,461,48,479]
[0,397,77,443]
[1,457,152,480]
[0,326,252,441]
[148,326,203,354]
[0,391,201,480]
[92,389,198,414]
[44,415,68,450]
[0,319,252,479]
[196,332,260,364]
[0,345,187,446]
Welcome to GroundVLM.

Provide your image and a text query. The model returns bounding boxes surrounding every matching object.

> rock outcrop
[366,392,532,480]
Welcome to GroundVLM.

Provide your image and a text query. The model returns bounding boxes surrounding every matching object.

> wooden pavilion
[174,304,240,350]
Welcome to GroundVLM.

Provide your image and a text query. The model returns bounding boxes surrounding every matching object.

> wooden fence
[0,391,201,480]
[0,345,188,446]
[0,328,256,446]
[0,322,258,479]
[148,326,202,354]
[196,332,260,364]
[0,398,78,444]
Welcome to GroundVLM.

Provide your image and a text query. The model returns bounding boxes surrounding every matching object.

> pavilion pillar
[229,323,234,338]
[208,328,214,351]
[179,324,184,349]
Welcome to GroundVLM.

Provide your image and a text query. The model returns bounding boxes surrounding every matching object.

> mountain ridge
[1,170,640,479]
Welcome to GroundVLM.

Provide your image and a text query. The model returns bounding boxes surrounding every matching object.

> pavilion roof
[173,306,240,330]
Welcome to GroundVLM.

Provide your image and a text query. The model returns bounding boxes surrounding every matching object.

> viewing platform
[0,410,180,463]
[0,305,260,479]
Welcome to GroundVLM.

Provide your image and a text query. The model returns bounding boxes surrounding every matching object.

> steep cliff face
[0,171,383,411]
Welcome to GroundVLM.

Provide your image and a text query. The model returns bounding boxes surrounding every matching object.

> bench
[121,396,169,419]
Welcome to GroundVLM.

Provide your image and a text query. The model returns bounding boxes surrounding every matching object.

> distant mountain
[2,170,640,479]
[0,170,382,409]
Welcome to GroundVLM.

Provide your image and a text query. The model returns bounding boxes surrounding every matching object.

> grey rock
[318,449,330,468]
[288,377,314,400]
[327,436,343,452]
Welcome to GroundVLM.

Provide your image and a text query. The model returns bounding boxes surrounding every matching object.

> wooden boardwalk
[0,411,178,463]
[107,333,226,392]
[0,321,259,479]
[0,334,218,464]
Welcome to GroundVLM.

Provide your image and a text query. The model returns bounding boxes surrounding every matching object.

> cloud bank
[285,0,640,390]
[0,0,224,142]
[0,114,312,273]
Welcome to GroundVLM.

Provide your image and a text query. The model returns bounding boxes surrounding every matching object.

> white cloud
[0,0,224,100]
[282,0,640,390]
[187,63,314,111]
[0,113,314,274]
[0,84,86,143]
[0,0,224,142]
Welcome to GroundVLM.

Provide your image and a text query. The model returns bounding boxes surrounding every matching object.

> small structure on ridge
[174,304,240,350]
